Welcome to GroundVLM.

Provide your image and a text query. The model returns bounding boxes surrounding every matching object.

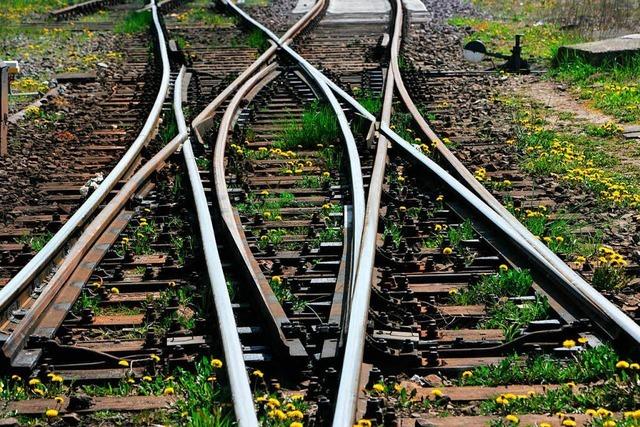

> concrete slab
[292,0,314,14]
[402,0,429,22]
[402,0,427,12]
[327,0,390,14]
[558,34,640,65]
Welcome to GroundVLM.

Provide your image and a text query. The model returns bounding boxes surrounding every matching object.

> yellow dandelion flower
[143,376,152,382]
[504,414,519,423]
[28,378,41,386]
[163,387,174,395]
[616,360,630,369]
[45,409,59,418]
[252,370,264,378]
[287,410,304,420]
[118,360,129,367]
[499,264,509,272]
[431,389,443,397]
[211,359,223,368]
[372,383,384,393]
[54,396,64,404]
[110,287,120,294]
[562,340,576,348]
[462,371,473,378]
[442,247,453,255]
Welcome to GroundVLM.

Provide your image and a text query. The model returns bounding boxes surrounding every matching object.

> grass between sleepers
[115,10,152,34]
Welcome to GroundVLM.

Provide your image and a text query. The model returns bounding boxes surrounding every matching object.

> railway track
[1,0,640,425]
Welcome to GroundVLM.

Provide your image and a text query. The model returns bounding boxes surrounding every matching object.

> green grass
[275,101,340,150]
[115,10,152,34]
[551,54,640,122]
[451,269,533,305]
[508,100,640,209]
[447,16,582,61]
[591,264,629,292]
[480,295,550,341]
[246,28,268,52]
[80,356,234,425]
[459,345,618,386]
[353,92,381,135]
[15,231,53,252]
[479,377,639,417]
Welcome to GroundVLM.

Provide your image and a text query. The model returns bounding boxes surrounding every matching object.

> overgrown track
[2,0,640,425]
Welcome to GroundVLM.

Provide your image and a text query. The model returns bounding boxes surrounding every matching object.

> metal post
[1,61,8,157]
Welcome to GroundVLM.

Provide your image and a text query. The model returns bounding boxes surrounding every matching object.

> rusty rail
[0,0,170,336]
[388,0,640,349]
[221,0,366,337]
[50,0,124,20]
[175,65,258,426]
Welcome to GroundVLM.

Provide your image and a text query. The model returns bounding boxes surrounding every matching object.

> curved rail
[176,66,258,426]
[330,0,640,422]
[0,0,171,315]
[331,1,403,423]
[221,0,366,327]
[388,0,640,347]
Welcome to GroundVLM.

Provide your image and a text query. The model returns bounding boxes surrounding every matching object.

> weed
[269,276,306,312]
[297,176,321,188]
[383,221,402,248]
[585,121,624,137]
[246,28,268,51]
[451,269,533,305]
[459,344,618,386]
[480,295,550,341]
[160,110,177,144]
[256,229,286,250]
[170,235,193,265]
[551,53,640,122]
[313,227,342,247]
[591,264,628,292]
[115,10,152,34]
[448,219,476,247]
[15,231,53,252]
[275,101,339,150]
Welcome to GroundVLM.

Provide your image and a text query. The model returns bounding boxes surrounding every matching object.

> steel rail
[176,66,258,426]
[0,0,171,315]
[190,0,330,363]
[331,2,402,424]
[388,0,640,346]
[191,0,326,134]
[190,2,640,424]
[212,64,307,360]
[222,0,366,327]
[381,122,640,343]
[229,0,640,349]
